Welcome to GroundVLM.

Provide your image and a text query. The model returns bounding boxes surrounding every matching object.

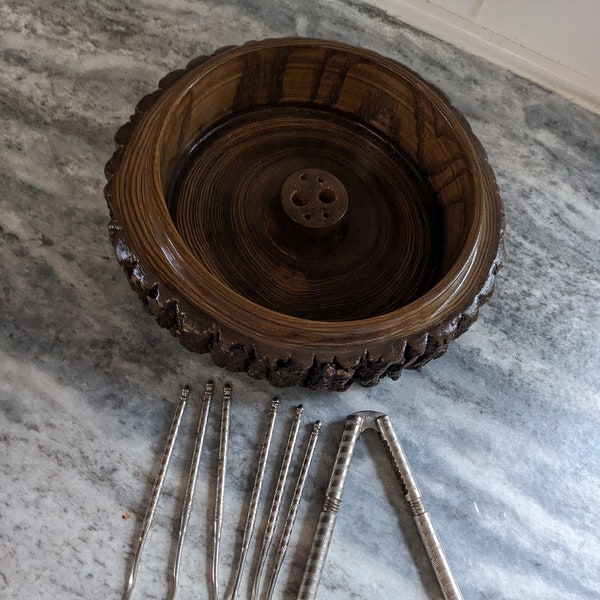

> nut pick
[123,385,190,600]
[265,420,321,600]
[168,381,214,600]
[212,383,231,600]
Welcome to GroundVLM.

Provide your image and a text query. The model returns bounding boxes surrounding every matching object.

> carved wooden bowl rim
[106,38,504,388]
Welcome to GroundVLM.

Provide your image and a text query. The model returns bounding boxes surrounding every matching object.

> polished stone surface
[1,1,599,599]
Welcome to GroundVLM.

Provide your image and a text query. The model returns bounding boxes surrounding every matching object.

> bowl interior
[156,41,479,322]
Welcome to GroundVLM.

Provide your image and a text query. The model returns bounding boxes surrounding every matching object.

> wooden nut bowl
[105,38,503,391]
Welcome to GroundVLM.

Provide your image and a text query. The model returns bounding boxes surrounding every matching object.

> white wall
[366,0,600,113]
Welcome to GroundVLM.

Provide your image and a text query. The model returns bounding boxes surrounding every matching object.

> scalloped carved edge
[104,42,504,392]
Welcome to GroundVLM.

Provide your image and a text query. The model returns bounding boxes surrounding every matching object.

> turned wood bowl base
[105,39,504,391]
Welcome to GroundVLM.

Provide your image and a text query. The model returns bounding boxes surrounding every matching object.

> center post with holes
[272,169,350,259]
[281,169,348,229]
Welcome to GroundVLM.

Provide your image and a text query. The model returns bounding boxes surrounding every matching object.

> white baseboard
[364,0,600,114]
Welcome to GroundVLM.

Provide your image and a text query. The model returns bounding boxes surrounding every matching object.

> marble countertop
[1,1,599,599]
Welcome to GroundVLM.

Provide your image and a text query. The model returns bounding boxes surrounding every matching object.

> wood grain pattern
[104,38,504,391]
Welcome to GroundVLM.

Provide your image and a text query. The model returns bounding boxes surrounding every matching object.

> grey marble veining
[1,1,599,599]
